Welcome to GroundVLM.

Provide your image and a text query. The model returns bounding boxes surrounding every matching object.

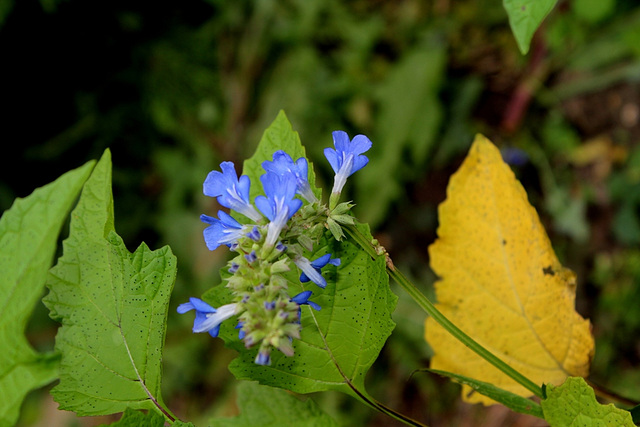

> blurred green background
[3,0,640,425]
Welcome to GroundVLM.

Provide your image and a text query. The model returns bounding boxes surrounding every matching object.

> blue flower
[254,172,303,247]
[295,254,341,288]
[229,262,240,274]
[235,321,246,340]
[200,211,248,251]
[245,250,258,263]
[262,151,318,203]
[203,162,262,222]
[291,290,322,314]
[177,297,237,338]
[324,131,372,196]
[255,350,271,366]
[246,226,261,241]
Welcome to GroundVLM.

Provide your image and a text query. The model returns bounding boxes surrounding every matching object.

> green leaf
[541,377,634,426]
[43,150,177,417]
[0,159,94,426]
[503,0,558,54]
[425,369,544,418]
[221,222,397,399]
[243,110,321,202]
[210,381,337,427]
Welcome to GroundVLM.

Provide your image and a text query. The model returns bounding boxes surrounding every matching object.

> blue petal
[260,172,297,204]
[254,195,273,221]
[295,257,327,288]
[291,290,313,304]
[189,297,216,313]
[200,214,216,225]
[203,162,237,202]
[332,130,351,154]
[351,154,369,175]
[255,351,271,365]
[310,254,332,268]
[217,210,242,228]
[208,324,221,338]
[235,321,246,339]
[193,310,211,331]
[202,213,245,251]
[291,291,322,312]
[349,134,373,156]
[294,157,309,178]
[307,301,321,311]
[177,301,194,314]
[262,150,294,175]
[288,199,303,219]
[324,147,340,173]
[202,223,227,251]
[237,175,252,204]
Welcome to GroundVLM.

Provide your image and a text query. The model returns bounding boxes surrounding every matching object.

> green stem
[344,224,544,399]
[344,380,426,426]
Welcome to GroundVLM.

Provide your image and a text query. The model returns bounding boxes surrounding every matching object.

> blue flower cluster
[179,131,371,365]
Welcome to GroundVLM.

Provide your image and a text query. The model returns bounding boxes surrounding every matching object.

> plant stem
[346,380,427,426]
[344,224,544,399]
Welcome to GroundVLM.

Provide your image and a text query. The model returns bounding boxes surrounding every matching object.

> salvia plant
[2,111,639,427]
[179,129,369,367]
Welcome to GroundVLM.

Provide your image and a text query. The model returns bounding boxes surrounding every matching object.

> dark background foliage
[4,0,640,425]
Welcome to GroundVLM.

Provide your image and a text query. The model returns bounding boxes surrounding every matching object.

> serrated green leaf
[426,369,544,418]
[243,110,322,202]
[0,159,94,427]
[210,381,337,427]
[503,0,558,54]
[220,222,396,399]
[43,150,177,417]
[541,377,634,426]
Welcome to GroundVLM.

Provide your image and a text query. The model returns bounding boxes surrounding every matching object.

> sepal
[327,217,345,241]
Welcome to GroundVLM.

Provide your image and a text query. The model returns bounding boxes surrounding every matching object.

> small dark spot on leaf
[542,266,555,276]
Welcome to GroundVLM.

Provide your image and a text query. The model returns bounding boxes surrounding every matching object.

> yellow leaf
[424,134,595,404]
